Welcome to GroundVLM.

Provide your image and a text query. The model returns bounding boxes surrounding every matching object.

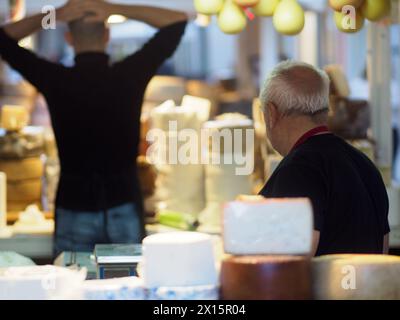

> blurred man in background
[0,0,187,254]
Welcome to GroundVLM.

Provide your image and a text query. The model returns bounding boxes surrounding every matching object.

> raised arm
[0,1,93,93]
[84,1,188,28]
[3,13,45,41]
[3,1,93,41]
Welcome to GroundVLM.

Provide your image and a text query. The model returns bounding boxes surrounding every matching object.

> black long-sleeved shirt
[0,21,187,212]
[260,134,389,256]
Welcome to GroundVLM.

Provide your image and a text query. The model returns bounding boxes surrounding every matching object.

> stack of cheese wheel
[141,232,219,300]
[312,254,400,300]
[220,197,314,300]
[198,116,254,231]
[150,100,209,218]
[0,122,45,212]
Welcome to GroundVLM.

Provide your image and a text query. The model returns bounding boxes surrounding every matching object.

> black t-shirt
[0,21,187,212]
[259,133,389,256]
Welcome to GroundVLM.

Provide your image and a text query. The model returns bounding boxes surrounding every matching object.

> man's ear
[267,103,280,129]
[64,31,73,46]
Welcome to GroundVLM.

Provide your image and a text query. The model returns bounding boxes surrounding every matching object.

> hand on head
[82,0,113,23]
[58,0,112,23]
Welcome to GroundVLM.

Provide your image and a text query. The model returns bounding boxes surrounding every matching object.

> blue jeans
[54,203,142,255]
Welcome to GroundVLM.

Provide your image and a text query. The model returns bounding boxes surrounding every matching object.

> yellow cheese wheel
[312,254,400,300]
[0,157,43,181]
[7,179,42,202]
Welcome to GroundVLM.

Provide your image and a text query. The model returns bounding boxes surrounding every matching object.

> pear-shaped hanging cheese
[218,0,247,34]
[334,9,365,33]
[361,0,391,22]
[194,0,224,15]
[273,0,305,36]
[234,0,260,7]
[253,0,280,17]
[329,0,365,12]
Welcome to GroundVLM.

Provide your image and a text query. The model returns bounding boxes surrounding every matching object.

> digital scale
[94,244,142,279]
[55,244,142,280]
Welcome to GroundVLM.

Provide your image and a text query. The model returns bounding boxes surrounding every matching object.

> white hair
[260,60,330,116]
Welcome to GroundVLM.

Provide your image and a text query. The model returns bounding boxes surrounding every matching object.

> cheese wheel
[223,198,313,255]
[312,254,400,300]
[220,255,312,300]
[1,105,29,131]
[142,232,218,288]
[0,157,43,181]
[7,200,41,212]
[82,277,146,300]
[7,179,42,202]
[147,285,219,300]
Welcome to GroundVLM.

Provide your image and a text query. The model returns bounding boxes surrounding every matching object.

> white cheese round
[223,198,313,255]
[142,232,218,288]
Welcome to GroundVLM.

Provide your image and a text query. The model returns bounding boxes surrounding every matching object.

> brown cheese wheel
[0,157,43,181]
[7,178,42,202]
[221,255,312,300]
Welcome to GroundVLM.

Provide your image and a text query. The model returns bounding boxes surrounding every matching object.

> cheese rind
[147,285,219,300]
[220,255,312,300]
[223,198,313,255]
[312,254,400,300]
[142,232,218,288]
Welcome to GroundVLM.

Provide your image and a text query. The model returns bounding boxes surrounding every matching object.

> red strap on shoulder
[291,126,330,152]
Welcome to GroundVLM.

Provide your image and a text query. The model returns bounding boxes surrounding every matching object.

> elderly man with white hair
[259,61,389,256]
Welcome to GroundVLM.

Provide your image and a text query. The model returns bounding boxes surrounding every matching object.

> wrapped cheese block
[223,198,313,255]
[142,232,218,288]
[0,127,45,159]
[312,254,400,300]
[220,255,312,300]
[0,265,86,300]
[0,252,35,268]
